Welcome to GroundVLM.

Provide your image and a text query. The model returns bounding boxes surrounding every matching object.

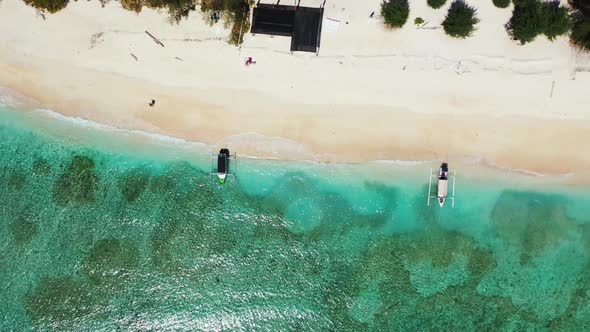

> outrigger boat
[427,163,456,208]
[210,148,236,184]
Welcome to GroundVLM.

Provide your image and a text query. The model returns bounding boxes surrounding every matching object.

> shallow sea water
[1,106,590,330]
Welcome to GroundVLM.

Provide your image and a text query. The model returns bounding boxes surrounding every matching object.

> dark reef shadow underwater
[1,107,590,330]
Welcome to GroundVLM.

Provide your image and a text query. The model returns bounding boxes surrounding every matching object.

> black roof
[291,6,323,53]
[251,4,295,36]
[251,4,324,53]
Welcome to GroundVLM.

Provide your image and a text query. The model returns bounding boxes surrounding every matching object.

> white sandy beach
[1,0,589,176]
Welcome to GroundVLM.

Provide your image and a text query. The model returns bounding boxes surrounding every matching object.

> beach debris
[89,32,104,49]
[325,18,340,32]
[370,11,375,18]
[174,57,183,61]
[416,21,430,29]
[130,53,138,61]
[145,31,165,47]
[36,10,46,20]
[149,99,155,107]
[550,80,555,98]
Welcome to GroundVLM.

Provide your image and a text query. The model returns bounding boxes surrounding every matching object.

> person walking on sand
[245,57,256,67]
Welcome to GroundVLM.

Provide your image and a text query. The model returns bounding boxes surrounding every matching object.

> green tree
[570,0,590,50]
[541,0,571,40]
[200,0,250,44]
[427,0,447,10]
[381,0,410,28]
[442,0,479,38]
[492,0,510,9]
[145,0,196,23]
[121,0,143,13]
[23,0,68,13]
[570,0,590,14]
[505,0,543,44]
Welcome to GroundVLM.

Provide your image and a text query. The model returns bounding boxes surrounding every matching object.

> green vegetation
[8,171,27,190]
[121,0,143,13]
[118,171,149,203]
[200,0,251,45]
[23,0,68,13]
[506,0,543,44]
[21,0,251,44]
[570,0,590,50]
[144,0,197,23]
[492,0,511,9]
[415,17,425,25]
[542,0,572,40]
[427,0,447,9]
[442,0,479,38]
[52,155,99,206]
[381,0,410,28]
[10,216,37,246]
[506,0,571,44]
[32,159,52,175]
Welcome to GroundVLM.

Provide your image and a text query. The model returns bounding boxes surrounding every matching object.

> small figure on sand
[244,57,256,67]
[211,11,220,23]
[149,99,155,107]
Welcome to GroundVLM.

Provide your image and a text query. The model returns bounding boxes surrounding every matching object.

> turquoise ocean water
[1,104,590,330]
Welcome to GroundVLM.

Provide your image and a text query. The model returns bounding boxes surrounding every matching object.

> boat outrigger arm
[427,163,456,208]
[209,148,237,184]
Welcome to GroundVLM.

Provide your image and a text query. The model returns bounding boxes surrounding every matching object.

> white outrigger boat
[427,163,456,208]
[210,148,237,184]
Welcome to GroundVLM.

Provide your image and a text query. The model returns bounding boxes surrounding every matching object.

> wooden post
[315,7,323,56]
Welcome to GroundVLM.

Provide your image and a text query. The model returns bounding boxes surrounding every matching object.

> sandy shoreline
[1,0,590,178]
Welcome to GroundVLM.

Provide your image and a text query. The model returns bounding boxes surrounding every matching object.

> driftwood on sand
[36,10,46,20]
[145,31,165,47]
[130,53,138,61]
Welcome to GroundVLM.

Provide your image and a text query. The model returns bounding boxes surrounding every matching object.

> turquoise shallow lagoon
[1,105,590,330]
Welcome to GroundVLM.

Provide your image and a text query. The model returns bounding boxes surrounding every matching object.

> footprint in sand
[89,32,104,49]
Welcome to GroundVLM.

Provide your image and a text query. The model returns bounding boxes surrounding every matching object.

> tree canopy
[442,0,479,38]
[492,0,511,9]
[506,0,543,44]
[23,0,68,13]
[541,0,572,41]
[427,0,447,10]
[506,0,571,44]
[570,0,590,50]
[21,0,251,44]
[381,0,410,28]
